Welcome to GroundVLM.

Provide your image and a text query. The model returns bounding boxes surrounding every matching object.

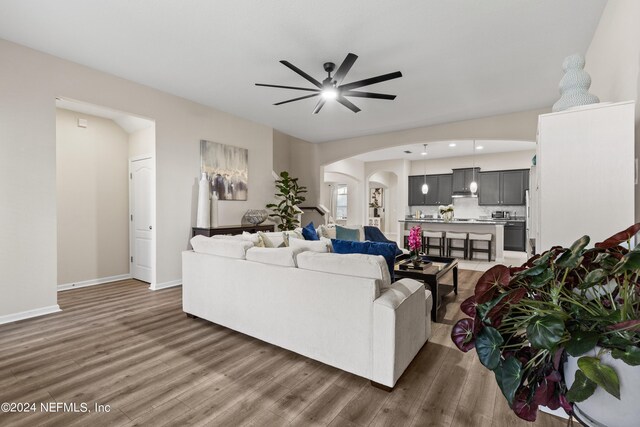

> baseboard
[0,305,61,325]
[149,279,182,291]
[57,273,132,291]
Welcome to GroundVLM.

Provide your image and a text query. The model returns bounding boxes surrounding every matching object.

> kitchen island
[399,218,505,262]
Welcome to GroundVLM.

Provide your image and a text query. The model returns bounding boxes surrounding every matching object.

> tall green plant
[266,171,307,231]
[451,223,640,421]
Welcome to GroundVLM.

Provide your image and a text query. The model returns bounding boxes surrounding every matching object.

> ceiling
[353,140,536,162]
[56,98,154,133]
[0,1,606,143]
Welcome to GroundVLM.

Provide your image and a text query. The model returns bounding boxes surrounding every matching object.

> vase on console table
[196,173,211,228]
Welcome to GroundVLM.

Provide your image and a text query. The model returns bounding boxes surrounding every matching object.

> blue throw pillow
[301,222,319,241]
[335,225,360,241]
[331,239,396,281]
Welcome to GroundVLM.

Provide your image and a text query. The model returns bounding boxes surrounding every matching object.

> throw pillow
[301,222,320,241]
[317,224,337,239]
[289,237,330,253]
[258,231,286,248]
[331,239,397,281]
[335,225,360,241]
[282,230,304,246]
[242,231,263,247]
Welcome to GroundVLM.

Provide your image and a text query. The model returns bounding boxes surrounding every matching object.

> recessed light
[449,143,456,147]
[420,152,427,156]
[476,146,484,150]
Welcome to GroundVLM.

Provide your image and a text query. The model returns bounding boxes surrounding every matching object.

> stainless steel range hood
[451,191,477,198]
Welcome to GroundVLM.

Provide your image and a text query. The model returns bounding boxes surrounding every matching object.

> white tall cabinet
[533,101,635,252]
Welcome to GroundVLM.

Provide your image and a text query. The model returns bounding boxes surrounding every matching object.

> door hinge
[131,256,133,262]
[130,173,132,179]
[130,214,133,221]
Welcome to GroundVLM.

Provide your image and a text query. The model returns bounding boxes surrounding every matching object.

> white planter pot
[564,347,640,427]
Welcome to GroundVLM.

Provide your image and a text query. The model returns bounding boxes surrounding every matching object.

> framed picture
[369,187,383,209]
[200,140,248,201]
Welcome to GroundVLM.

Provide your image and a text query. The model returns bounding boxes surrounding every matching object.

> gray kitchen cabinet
[452,168,480,193]
[478,171,500,205]
[423,175,439,205]
[408,176,426,205]
[408,174,453,206]
[504,221,526,251]
[478,169,529,206]
[436,174,453,205]
[502,170,527,205]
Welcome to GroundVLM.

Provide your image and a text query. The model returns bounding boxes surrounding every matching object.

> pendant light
[421,144,429,194]
[469,140,478,194]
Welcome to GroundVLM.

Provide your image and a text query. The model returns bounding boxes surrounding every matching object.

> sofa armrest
[371,278,429,387]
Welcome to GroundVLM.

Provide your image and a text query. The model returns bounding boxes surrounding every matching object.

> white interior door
[130,157,154,283]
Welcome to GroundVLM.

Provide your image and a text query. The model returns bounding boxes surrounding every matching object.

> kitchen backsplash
[408,197,525,219]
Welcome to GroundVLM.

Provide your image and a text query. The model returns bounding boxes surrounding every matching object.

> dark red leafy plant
[451,223,640,421]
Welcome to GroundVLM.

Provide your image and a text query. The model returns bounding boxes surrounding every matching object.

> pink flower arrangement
[408,225,422,256]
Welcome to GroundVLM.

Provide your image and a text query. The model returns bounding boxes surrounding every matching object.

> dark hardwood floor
[0,273,565,426]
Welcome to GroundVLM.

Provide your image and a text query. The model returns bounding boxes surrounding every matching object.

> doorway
[55,98,156,290]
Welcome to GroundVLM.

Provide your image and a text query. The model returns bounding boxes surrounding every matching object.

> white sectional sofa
[182,235,432,388]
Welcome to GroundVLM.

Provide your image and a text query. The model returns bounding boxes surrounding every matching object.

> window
[335,185,348,220]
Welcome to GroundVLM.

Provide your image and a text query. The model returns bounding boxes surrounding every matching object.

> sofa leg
[186,313,197,319]
[370,381,394,392]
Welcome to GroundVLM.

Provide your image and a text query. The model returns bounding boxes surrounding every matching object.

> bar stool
[469,233,493,261]
[423,230,445,256]
[403,229,415,250]
[446,232,468,259]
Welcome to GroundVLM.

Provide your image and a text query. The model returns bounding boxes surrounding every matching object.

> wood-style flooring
[0,273,565,427]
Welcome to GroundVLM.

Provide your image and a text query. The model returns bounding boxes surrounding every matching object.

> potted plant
[439,204,454,222]
[408,225,422,268]
[266,171,307,231]
[451,223,640,425]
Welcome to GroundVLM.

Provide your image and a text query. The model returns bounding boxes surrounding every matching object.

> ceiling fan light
[321,88,338,100]
[469,181,478,194]
[421,183,429,194]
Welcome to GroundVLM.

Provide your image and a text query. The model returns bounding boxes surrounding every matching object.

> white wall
[129,126,155,159]
[56,108,130,286]
[584,0,640,221]
[408,150,534,175]
[0,38,278,318]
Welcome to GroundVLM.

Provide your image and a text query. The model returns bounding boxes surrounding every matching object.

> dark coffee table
[394,254,458,322]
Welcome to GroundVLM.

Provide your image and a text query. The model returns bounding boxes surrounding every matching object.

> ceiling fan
[255,53,402,114]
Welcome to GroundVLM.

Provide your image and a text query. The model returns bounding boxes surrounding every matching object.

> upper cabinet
[452,168,480,194]
[478,169,529,205]
[408,174,452,206]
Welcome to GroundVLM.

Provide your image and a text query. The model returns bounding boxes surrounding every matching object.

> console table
[192,224,275,237]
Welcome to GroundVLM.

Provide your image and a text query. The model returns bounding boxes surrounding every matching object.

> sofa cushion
[336,225,360,241]
[246,247,297,267]
[190,235,253,259]
[242,231,263,246]
[258,231,286,248]
[289,237,330,253]
[296,251,391,289]
[302,222,320,241]
[331,239,397,281]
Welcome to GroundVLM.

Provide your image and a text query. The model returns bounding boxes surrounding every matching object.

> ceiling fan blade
[312,98,326,114]
[341,91,396,100]
[337,96,361,113]
[338,71,402,91]
[332,53,358,86]
[255,83,319,92]
[273,93,320,106]
[280,60,322,88]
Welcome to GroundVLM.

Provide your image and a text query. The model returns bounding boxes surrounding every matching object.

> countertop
[400,217,525,225]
